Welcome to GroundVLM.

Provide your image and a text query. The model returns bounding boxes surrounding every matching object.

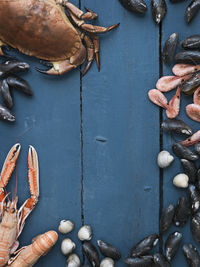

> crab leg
[18,146,39,236]
[90,34,100,71]
[82,35,94,76]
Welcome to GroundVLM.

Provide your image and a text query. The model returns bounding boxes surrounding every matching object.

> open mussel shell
[181,35,200,50]
[175,50,200,64]
[82,241,100,267]
[130,233,159,257]
[163,33,179,65]
[153,253,170,267]
[97,240,121,261]
[187,184,200,213]
[118,0,148,13]
[174,197,191,227]
[125,255,154,266]
[180,159,197,183]
[180,73,200,95]
[172,143,199,161]
[0,59,29,78]
[183,243,200,267]
[160,204,175,234]
[0,104,15,122]
[165,232,182,261]
[0,79,13,109]
[191,212,200,244]
[7,75,33,96]
[161,118,192,136]
[185,0,200,23]
[151,0,167,24]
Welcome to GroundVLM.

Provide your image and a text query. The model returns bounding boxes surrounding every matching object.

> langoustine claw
[156,75,191,92]
[172,64,200,77]
[166,87,181,119]
[180,130,200,146]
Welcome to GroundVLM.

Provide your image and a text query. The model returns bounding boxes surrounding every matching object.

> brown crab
[0,0,119,76]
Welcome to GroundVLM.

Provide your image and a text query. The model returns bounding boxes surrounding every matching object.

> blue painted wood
[82,0,160,265]
[162,1,200,266]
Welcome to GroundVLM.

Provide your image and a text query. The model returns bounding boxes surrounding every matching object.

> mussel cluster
[118,0,200,24]
[0,59,33,122]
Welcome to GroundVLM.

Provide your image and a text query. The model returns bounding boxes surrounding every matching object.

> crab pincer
[180,130,200,146]
[172,64,200,77]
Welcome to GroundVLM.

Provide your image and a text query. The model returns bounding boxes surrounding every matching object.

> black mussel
[175,50,200,64]
[125,256,154,266]
[187,184,200,213]
[197,169,200,189]
[191,212,200,244]
[0,60,29,78]
[163,33,179,65]
[174,197,191,227]
[172,143,199,161]
[160,204,175,234]
[165,232,182,261]
[183,243,200,267]
[97,240,121,261]
[151,0,167,24]
[186,0,200,23]
[170,0,187,2]
[195,143,200,154]
[181,35,200,50]
[161,118,192,136]
[0,104,15,122]
[118,0,148,13]
[180,73,200,95]
[7,76,33,96]
[130,234,159,257]
[0,79,13,109]
[82,241,99,267]
[181,159,197,183]
[153,253,170,267]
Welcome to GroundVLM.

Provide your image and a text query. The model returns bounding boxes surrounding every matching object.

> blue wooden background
[0,0,199,266]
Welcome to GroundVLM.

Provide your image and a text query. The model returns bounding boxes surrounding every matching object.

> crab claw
[180,130,200,146]
[35,60,76,75]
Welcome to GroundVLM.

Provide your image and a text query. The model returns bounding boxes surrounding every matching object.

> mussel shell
[161,118,192,136]
[180,159,197,183]
[7,76,33,96]
[183,243,200,267]
[187,184,200,213]
[130,233,159,257]
[118,0,148,13]
[174,197,191,227]
[185,0,200,23]
[180,73,200,95]
[195,143,200,154]
[163,33,179,65]
[82,241,100,267]
[0,104,15,122]
[125,256,154,266]
[0,79,13,109]
[160,204,175,234]
[170,0,187,2]
[175,50,200,64]
[172,143,199,161]
[165,232,182,261]
[151,0,167,24]
[153,253,170,267]
[0,60,29,78]
[191,212,200,244]
[97,240,121,261]
[181,35,200,50]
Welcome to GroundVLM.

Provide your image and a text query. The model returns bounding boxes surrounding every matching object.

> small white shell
[100,258,115,267]
[173,173,189,188]
[157,150,174,168]
[78,225,92,241]
[66,253,81,267]
[61,238,76,256]
[59,220,75,234]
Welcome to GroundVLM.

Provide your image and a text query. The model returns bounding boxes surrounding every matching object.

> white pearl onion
[61,238,76,256]
[66,253,80,267]
[78,225,92,241]
[100,258,115,267]
[59,220,74,234]
[173,173,189,188]
[157,150,174,168]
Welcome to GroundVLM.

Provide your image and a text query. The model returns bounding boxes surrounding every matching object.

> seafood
[187,184,200,213]
[163,33,179,65]
[66,253,81,267]
[0,143,39,266]
[78,225,92,241]
[156,75,191,92]
[172,143,199,161]
[165,232,182,261]
[175,50,200,64]
[160,204,175,233]
[130,234,158,257]
[118,0,148,13]
[148,89,168,108]
[180,73,200,95]
[180,159,197,183]
[165,87,180,118]
[6,76,33,96]
[0,1,119,76]
[161,118,192,136]
[191,212,200,244]
[173,64,200,76]
[82,241,100,267]
[170,0,187,2]
[7,230,58,267]
[186,104,200,122]
[157,151,174,168]
[97,240,121,261]
[151,0,167,24]
[61,238,76,256]
[182,243,200,267]
[124,256,154,266]
[0,104,15,122]
[181,35,200,50]
[58,220,74,235]
[0,60,29,78]
[153,253,170,267]
[173,173,189,188]
[185,0,200,23]
[195,143,200,154]
[194,86,200,104]
[0,79,13,109]
[180,130,200,146]
[100,258,114,267]
[174,197,191,227]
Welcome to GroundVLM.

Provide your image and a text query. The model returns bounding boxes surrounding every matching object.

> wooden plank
[162,1,200,266]
[82,0,160,265]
